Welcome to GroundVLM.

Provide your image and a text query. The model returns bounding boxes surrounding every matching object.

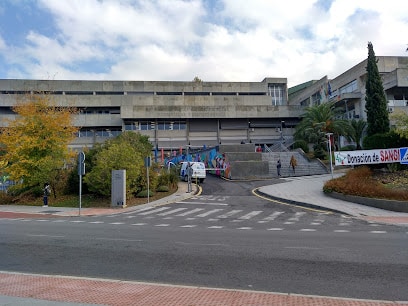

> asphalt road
[0,175,407,301]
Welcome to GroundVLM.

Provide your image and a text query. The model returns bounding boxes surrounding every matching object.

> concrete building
[289,56,408,148]
[0,77,301,152]
[291,56,408,121]
[1,55,407,153]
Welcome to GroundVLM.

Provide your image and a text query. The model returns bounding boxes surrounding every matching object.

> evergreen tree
[365,41,390,136]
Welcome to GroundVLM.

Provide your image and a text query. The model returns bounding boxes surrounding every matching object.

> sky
[0,0,407,87]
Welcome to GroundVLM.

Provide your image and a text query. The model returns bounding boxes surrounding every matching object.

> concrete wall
[228,161,270,180]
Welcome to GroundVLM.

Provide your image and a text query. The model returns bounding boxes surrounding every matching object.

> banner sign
[334,147,408,166]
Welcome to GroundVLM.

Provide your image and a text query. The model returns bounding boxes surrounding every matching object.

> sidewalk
[0,271,406,306]
[257,172,408,227]
[1,176,408,305]
[0,181,198,219]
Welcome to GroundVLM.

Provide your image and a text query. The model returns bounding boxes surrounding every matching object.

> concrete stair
[217,144,329,179]
[262,150,329,178]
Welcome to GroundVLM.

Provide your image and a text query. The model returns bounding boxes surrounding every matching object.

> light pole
[326,132,333,179]
[344,100,348,120]
[280,120,285,142]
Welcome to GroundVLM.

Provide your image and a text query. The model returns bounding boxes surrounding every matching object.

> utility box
[111,169,126,208]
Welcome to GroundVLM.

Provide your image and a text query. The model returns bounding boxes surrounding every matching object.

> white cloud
[1,0,407,86]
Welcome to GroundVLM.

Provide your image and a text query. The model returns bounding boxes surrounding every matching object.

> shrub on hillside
[363,131,408,149]
[323,166,408,201]
[293,140,309,153]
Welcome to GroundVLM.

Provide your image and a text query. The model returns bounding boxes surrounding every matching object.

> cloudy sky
[0,0,407,87]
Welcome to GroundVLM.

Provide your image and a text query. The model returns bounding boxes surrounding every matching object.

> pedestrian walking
[43,183,51,207]
[276,159,282,176]
[289,155,297,174]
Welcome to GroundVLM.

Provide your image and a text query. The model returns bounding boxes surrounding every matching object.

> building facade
[1,56,407,153]
[0,77,301,151]
[291,56,408,121]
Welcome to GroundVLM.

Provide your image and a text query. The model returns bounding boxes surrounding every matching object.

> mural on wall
[164,146,231,178]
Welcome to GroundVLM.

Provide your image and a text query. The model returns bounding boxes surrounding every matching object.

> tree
[390,110,408,139]
[365,42,390,136]
[83,131,153,197]
[0,94,78,192]
[349,119,367,150]
[193,76,202,83]
[294,102,352,156]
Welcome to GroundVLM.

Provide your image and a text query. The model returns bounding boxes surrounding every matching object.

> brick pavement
[0,272,406,306]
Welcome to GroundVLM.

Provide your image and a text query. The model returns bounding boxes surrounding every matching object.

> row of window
[0,90,272,96]
[76,130,121,137]
[125,121,187,131]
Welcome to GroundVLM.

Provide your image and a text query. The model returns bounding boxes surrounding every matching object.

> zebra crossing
[2,205,406,234]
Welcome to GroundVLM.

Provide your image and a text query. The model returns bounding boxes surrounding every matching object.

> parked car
[180,162,206,183]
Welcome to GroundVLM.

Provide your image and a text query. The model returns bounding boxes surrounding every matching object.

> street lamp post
[280,120,285,142]
[326,133,334,179]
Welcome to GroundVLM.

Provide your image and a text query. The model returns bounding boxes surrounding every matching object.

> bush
[363,131,408,149]
[156,185,169,192]
[340,145,356,151]
[293,140,309,153]
[136,189,154,198]
[323,166,408,201]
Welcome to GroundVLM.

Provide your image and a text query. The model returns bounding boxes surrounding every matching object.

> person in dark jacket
[43,183,51,207]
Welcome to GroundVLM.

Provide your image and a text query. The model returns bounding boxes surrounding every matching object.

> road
[0,175,407,301]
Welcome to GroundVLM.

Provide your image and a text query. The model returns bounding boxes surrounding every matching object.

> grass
[324,166,408,201]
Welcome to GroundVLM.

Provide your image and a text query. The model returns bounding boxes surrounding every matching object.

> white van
[180,162,206,183]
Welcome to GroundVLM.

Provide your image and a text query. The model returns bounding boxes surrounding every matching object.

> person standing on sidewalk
[43,183,51,207]
[289,155,297,174]
[276,159,282,176]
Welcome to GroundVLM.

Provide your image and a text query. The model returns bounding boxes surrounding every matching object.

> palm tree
[349,119,367,150]
[294,102,352,157]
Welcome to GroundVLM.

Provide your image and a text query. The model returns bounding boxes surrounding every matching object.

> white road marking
[70,220,85,223]
[287,212,306,221]
[27,234,65,238]
[176,208,204,216]
[237,227,252,230]
[262,211,284,221]
[96,238,143,242]
[178,201,228,206]
[131,223,147,226]
[155,224,170,227]
[180,225,197,228]
[208,226,224,229]
[89,221,104,224]
[238,211,263,220]
[370,231,387,234]
[300,229,316,232]
[267,228,284,231]
[334,230,350,233]
[217,210,243,218]
[196,209,224,217]
[109,222,124,225]
[138,207,171,215]
[157,208,188,216]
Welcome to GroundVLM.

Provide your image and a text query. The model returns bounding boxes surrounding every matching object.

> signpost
[144,156,151,203]
[78,152,85,216]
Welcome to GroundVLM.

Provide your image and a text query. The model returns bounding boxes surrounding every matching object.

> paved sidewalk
[257,172,408,227]
[0,181,198,218]
[0,271,406,306]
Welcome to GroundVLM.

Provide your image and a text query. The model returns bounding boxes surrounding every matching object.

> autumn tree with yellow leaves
[0,94,78,194]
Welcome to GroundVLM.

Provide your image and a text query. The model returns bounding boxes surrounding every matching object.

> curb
[253,188,350,215]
